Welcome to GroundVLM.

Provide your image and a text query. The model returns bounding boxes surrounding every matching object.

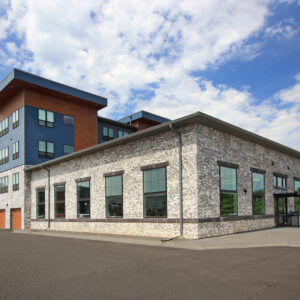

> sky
[0,0,300,150]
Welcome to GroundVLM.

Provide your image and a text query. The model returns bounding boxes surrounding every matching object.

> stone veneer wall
[0,165,26,229]
[30,124,200,239]
[196,124,300,238]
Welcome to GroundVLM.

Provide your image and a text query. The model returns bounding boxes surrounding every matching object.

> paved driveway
[0,231,299,299]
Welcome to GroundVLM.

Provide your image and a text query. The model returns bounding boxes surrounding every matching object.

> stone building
[27,112,300,239]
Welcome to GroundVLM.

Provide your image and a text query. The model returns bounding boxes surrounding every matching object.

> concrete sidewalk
[14,227,300,251]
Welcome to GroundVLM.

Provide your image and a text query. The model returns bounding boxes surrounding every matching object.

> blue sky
[0,0,300,149]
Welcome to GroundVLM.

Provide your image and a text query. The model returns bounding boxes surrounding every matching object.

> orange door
[11,208,21,230]
[0,210,5,229]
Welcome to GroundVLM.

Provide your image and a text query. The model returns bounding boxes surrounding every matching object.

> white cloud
[265,18,300,39]
[0,0,300,150]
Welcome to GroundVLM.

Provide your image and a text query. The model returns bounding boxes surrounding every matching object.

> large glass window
[0,147,9,165]
[105,175,123,217]
[295,180,300,213]
[36,188,45,219]
[0,117,9,136]
[220,166,237,216]
[12,110,19,128]
[0,176,8,194]
[38,141,54,158]
[102,126,114,142]
[55,185,65,218]
[12,172,19,191]
[63,145,74,155]
[274,174,287,189]
[252,172,265,215]
[77,180,90,218]
[12,140,19,160]
[143,167,167,217]
[38,109,54,128]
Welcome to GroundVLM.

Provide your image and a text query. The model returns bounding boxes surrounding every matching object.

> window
[118,130,129,138]
[295,180,300,213]
[0,147,9,165]
[0,117,9,136]
[63,115,74,126]
[0,176,8,194]
[38,109,54,127]
[143,167,167,217]
[12,173,19,191]
[252,172,265,215]
[220,166,237,216]
[105,175,123,217]
[77,180,90,218]
[55,184,65,218]
[12,110,19,128]
[36,188,45,219]
[102,126,114,142]
[274,174,287,189]
[63,145,74,155]
[12,141,19,160]
[38,141,54,158]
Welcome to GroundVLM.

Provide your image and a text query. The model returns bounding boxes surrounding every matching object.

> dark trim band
[273,172,288,178]
[103,170,124,177]
[217,160,239,169]
[75,176,91,183]
[293,176,300,182]
[250,167,266,174]
[35,186,46,190]
[140,161,169,171]
[31,215,274,224]
[53,181,66,187]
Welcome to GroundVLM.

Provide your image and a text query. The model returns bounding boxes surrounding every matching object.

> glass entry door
[275,197,287,226]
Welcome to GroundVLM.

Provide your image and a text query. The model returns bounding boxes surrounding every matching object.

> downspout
[42,167,51,229]
[169,124,183,237]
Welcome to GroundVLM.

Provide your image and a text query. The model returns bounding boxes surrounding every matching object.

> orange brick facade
[0,90,24,121]
[131,118,160,131]
[25,89,98,151]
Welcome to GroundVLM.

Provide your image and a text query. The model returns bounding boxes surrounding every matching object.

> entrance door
[275,197,287,226]
[0,210,5,229]
[11,208,21,230]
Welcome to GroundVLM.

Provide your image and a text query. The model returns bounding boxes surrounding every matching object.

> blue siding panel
[0,106,25,173]
[25,106,74,165]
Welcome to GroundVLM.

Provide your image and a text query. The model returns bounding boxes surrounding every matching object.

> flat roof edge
[25,111,300,172]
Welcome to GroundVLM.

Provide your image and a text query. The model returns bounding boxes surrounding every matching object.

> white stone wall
[0,165,26,229]
[30,125,200,238]
[197,124,300,237]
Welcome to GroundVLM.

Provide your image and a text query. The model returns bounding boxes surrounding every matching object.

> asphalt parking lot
[0,231,300,299]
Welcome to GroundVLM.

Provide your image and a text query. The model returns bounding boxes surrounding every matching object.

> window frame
[294,178,300,213]
[38,109,54,128]
[63,144,74,155]
[0,117,9,137]
[63,115,74,126]
[251,171,265,215]
[105,174,123,218]
[38,140,54,159]
[0,176,8,194]
[12,140,19,160]
[12,109,19,129]
[218,163,238,217]
[0,147,9,165]
[143,166,167,218]
[273,173,288,190]
[54,184,66,219]
[36,188,46,219]
[76,179,91,219]
[12,172,19,191]
[102,126,114,142]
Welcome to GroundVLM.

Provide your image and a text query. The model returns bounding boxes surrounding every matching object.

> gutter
[169,124,183,237]
[41,166,51,229]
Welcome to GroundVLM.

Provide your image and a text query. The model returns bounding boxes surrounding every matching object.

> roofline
[98,116,138,130]
[118,110,170,124]
[0,68,107,107]
[25,111,300,172]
